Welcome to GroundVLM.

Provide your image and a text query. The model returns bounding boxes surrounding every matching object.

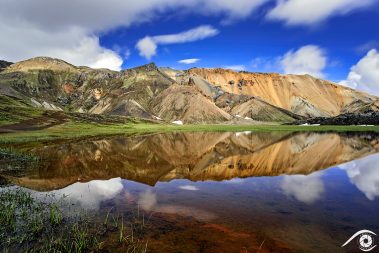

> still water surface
[3,132,379,252]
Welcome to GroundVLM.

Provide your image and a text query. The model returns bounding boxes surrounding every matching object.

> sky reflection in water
[3,131,379,252]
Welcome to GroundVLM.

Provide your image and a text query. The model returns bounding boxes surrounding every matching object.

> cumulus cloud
[279,45,327,77]
[339,154,379,201]
[50,178,124,210]
[0,22,123,70]
[178,58,200,64]
[339,49,379,96]
[267,0,375,26]
[136,36,158,60]
[281,172,325,204]
[0,0,268,68]
[223,65,246,71]
[136,25,219,59]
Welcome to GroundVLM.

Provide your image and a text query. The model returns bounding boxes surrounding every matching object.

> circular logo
[358,233,375,251]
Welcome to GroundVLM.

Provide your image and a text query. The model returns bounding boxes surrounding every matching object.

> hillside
[187,68,379,117]
[0,57,378,125]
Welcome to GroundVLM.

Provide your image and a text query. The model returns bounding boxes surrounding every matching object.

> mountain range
[4,132,379,191]
[0,57,378,124]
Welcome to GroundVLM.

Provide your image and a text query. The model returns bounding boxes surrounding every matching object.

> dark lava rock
[0,60,13,72]
[292,112,379,125]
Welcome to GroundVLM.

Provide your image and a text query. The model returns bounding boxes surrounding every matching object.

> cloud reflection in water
[138,189,216,221]
[50,177,123,210]
[281,172,325,204]
[339,153,379,201]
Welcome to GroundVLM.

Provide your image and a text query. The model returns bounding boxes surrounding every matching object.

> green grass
[0,148,40,176]
[0,95,44,125]
[1,94,378,145]
[0,188,149,252]
[0,147,39,161]
[1,121,379,145]
[0,106,43,125]
[50,203,63,226]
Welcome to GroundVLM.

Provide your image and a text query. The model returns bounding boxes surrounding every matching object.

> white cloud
[50,178,124,210]
[179,185,199,191]
[223,65,246,71]
[136,25,219,59]
[339,49,379,96]
[201,0,270,24]
[155,26,219,44]
[178,58,200,64]
[339,153,379,201]
[0,22,123,70]
[138,190,157,211]
[281,172,325,204]
[136,36,158,60]
[137,189,215,221]
[0,0,268,69]
[267,0,375,26]
[279,45,327,78]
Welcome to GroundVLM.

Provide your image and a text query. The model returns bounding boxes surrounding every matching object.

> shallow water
[2,131,379,252]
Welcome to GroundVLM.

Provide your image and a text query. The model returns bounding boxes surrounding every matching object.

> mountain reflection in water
[2,131,379,252]
[7,131,379,191]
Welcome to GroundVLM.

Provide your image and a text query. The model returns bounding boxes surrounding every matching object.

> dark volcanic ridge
[0,60,13,72]
[292,112,379,126]
[0,56,378,125]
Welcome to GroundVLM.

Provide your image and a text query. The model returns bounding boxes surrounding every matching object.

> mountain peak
[130,62,158,72]
[5,56,76,72]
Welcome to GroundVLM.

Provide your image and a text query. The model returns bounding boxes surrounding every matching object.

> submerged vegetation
[0,148,39,162]
[0,188,149,252]
[0,148,40,177]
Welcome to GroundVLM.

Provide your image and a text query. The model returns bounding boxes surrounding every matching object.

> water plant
[49,203,63,226]
[0,188,150,252]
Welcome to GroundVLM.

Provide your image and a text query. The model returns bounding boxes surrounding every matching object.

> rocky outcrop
[150,85,232,123]
[293,112,379,125]
[4,57,76,72]
[0,60,13,72]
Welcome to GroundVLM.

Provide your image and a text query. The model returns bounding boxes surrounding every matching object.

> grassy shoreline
[1,121,379,144]
[0,188,149,252]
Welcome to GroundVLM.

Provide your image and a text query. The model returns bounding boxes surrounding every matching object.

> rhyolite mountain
[5,132,379,190]
[0,57,378,124]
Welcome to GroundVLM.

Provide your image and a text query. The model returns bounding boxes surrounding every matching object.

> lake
[1,131,379,252]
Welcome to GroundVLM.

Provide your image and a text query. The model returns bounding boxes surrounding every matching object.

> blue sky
[0,0,379,95]
[100,4,379,82]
